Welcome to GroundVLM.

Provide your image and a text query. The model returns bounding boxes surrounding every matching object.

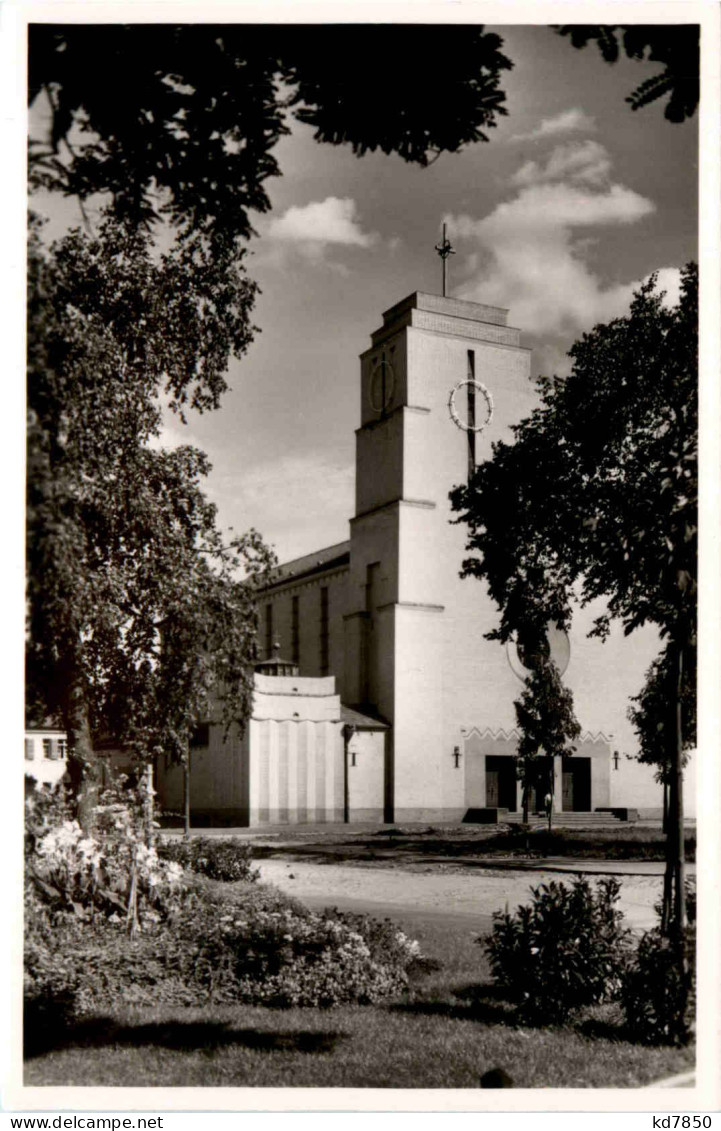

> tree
[27,215,274,825]
[629,640,697,783]
[28,24,512,251]
[557,25,699,122]
[451,265,697,936]
[628,638,696,929]
[514,649,581,827]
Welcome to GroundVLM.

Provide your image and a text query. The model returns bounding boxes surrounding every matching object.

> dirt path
[257,858,663,932]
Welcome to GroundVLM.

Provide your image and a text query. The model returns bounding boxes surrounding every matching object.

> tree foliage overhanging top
[557,25,699,123]
[29,24,512,247]
[450,264,697,649]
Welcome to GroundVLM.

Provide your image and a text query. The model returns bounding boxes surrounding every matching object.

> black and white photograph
[7,0,720,1115]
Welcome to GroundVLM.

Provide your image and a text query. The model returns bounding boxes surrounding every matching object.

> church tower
[251,286,667,827]
[345,292,540,821]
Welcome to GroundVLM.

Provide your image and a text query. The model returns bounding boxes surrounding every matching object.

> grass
[245,824,695,865]
[25,889,694,1089]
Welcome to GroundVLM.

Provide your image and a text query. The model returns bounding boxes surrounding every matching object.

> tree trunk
[522,766,529,825]
[662,640,686,937]
[64,667,99,831]
[183,747,191,841]
[672,641,686,934]
[142,761,155,848]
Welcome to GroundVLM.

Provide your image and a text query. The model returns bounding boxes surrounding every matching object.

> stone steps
[502,810,628,827]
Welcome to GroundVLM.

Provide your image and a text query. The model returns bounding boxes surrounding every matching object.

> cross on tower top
[434,222,456,297]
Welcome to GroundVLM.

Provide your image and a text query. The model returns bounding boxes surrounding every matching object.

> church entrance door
[561,756,591,811]
[485,756,517,811]
[486,770,499,807]
[562,772,574,811]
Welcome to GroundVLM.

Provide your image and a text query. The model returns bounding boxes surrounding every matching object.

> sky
[28,21,699,566]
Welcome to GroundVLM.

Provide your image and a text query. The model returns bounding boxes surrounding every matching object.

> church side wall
[346,729,386,821]
[346,507,400,714]
[155,722,250,824]
[391,604,447,821]
[259,568,348,688]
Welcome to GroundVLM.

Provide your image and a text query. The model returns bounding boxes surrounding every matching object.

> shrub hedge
[485,876,632,1024]
[622,881,696,1046]
[25,788,426,1034]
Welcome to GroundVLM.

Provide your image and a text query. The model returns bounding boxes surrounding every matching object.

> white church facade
[158,290,685,826]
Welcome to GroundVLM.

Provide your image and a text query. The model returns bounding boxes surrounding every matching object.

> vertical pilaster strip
[305,722,316,823]
[319,724,332,821]
[278,722,290,823]
[268,720,280,823]
[314,722,325,820]
[245,722,256,824]
[258,720,270,824]
[296,722,308,824]
[286,722,298,824]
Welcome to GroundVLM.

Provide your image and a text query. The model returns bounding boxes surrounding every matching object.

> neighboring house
[25,725,69,787]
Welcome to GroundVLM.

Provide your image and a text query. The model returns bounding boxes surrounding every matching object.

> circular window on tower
[507,623,570,680]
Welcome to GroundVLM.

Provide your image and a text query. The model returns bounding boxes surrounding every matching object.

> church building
[158,288,678,826]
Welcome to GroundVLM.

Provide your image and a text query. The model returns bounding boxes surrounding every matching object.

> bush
[25,780,189,1039]
[25,888,424,1014]
[157,836,257,884]
[174,898,420,1007]
[485,876,632,1024]
[25,788,423,1020]
[24,886,85,1043]
[621,928,695,1046]
[622,880,696,1046]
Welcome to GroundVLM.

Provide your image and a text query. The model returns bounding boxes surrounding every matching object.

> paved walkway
[255,857,669,932]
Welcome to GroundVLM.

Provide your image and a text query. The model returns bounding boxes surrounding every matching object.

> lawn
[25,890,694,1089]
[241,823,696,865]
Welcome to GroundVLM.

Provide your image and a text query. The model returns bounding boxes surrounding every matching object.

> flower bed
[24,785,425,1033]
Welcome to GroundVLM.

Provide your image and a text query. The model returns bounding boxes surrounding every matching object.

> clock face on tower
[448,378,494,433]
[369,354,396,414]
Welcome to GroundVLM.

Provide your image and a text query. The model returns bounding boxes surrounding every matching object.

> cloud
[265,197,377,248]
[511,141,612,188]
[511,107,596,142]
[446,171,658,345]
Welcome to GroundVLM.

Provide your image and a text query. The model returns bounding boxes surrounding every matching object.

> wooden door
[562,772,574,811]
[486,770,499,807]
